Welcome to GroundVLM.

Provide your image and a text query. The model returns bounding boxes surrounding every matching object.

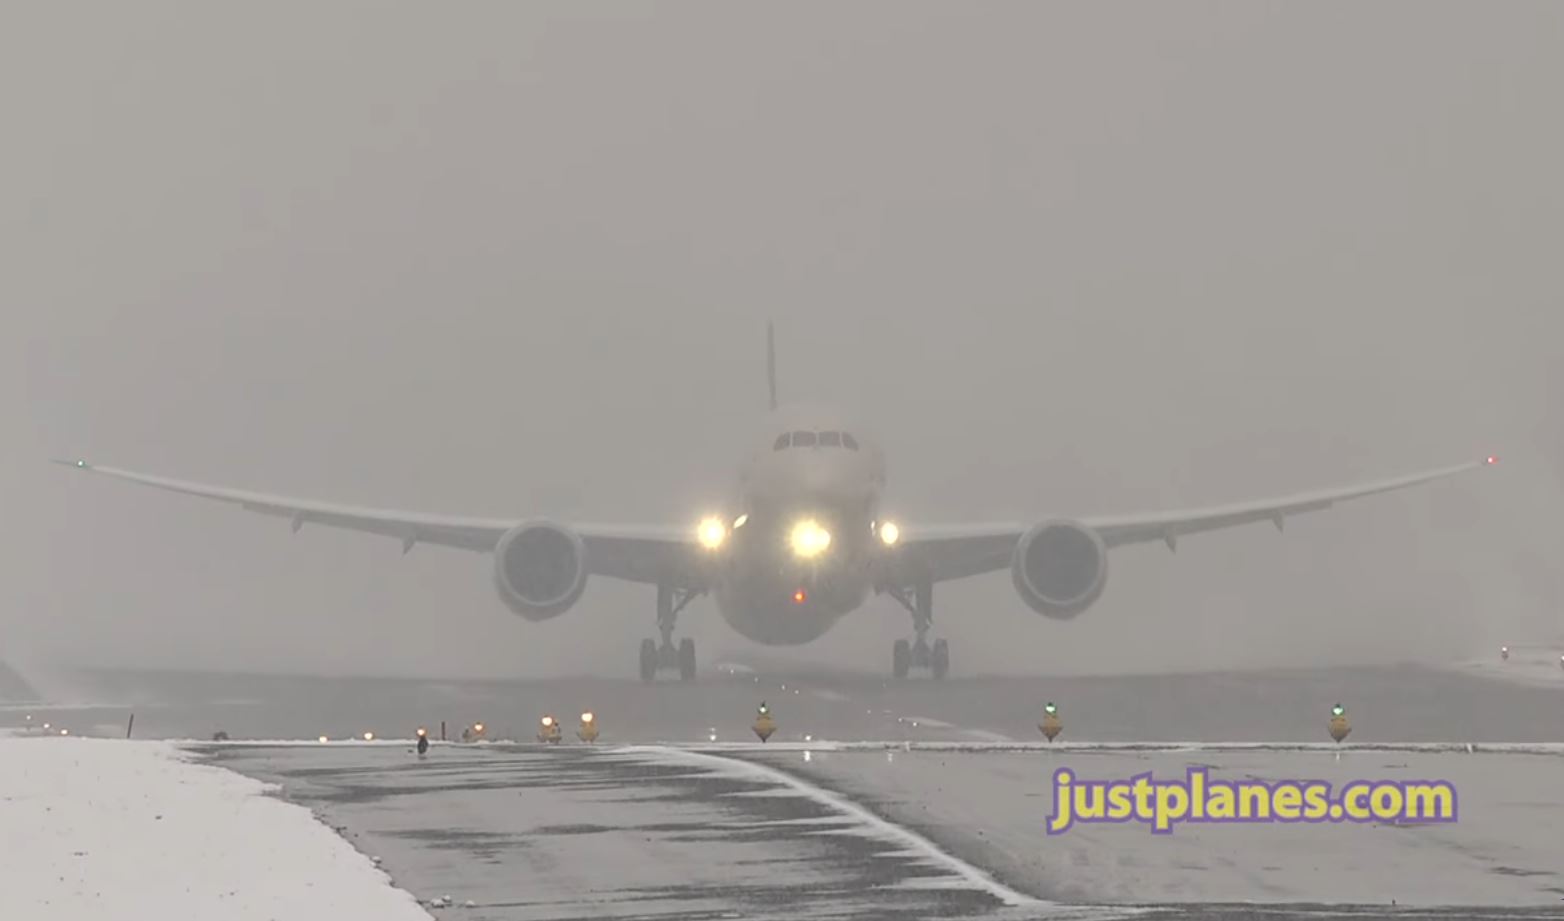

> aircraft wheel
[678,638,697,682]
[931,638,949,680]
[639,638,658,682]
[892,639,911,679]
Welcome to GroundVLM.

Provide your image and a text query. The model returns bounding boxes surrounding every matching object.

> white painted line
[620,745,1140,918]
[632,740,1564,756]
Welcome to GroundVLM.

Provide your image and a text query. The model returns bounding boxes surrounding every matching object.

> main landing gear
[887,580,948,680]
[640,584,697,682]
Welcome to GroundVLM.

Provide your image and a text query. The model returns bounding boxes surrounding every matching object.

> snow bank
[0,736,430,920]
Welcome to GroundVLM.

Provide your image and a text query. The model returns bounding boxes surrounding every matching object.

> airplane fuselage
[711,405,889,644]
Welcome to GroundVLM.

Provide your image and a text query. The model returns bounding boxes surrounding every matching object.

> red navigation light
[1485,455,1498,466]
[792,589,807,604]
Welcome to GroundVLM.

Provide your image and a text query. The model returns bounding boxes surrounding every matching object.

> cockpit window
[790,430,817,447]
[842,432,860,450]
[773,433,790,450]
[818,431,841,447]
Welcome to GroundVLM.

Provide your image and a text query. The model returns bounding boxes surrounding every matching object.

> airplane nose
[797,458,868,503]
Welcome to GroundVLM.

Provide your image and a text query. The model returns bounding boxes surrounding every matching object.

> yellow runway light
[1328,704,1351,743]
[752,702,776,742]
[1039,702,1062,742]
[578,711,599,743]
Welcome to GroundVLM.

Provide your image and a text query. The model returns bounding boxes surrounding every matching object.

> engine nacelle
[1010,519,1108,620]
[493,521,588,621]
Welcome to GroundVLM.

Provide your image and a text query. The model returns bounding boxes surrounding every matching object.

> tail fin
[766,321,778,411]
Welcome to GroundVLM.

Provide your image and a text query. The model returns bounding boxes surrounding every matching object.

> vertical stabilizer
[766,321,778,411]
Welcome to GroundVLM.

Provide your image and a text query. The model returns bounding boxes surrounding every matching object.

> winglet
[766,321,778,412]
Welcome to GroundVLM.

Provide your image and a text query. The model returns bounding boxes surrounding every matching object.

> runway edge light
[1328,703,1351,743]
[578,711,599,743]
[1039,702,1062,742]
[753,701,776,742]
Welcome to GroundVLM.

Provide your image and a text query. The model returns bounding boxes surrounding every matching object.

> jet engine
[493,521,588,620]
[1010,520,1108,619]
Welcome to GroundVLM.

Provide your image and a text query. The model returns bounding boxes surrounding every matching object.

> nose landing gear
[640,584,698,682]
[887,581,948,679]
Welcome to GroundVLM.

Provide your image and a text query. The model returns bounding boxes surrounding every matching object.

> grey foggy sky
[3,2,1561,682]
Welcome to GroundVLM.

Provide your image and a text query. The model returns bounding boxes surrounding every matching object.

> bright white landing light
[878,521,900,546]
[697,516,728,550]
[789,519,832,558]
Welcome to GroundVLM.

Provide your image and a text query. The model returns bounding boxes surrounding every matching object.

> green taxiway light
[1044,702,1057,715]
[1332,704,1344,716]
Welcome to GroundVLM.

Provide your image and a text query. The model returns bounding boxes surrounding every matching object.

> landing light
[789,519,831,558]
[697,516,727,550]
[878,521,900,546]
[733,513,748,529]
[792,589,807,604]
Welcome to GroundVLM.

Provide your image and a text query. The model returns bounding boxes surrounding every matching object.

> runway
[22,659,1564,746]
[12,661,1564,918]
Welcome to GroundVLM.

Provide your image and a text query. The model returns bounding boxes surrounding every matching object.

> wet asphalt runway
[10,660,1564,919]
[203,742,1030,921]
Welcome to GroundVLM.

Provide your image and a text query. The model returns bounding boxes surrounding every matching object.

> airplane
[54,324,1495,682]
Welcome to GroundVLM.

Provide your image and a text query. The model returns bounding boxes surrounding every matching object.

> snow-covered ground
[1450,650,1564,690]
[0,734,430,920]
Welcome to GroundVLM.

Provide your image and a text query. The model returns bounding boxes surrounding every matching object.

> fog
[3,2,1561,683]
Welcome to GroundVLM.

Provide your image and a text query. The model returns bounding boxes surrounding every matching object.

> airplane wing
[51,459,701,586]
[892,458,1494,585]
